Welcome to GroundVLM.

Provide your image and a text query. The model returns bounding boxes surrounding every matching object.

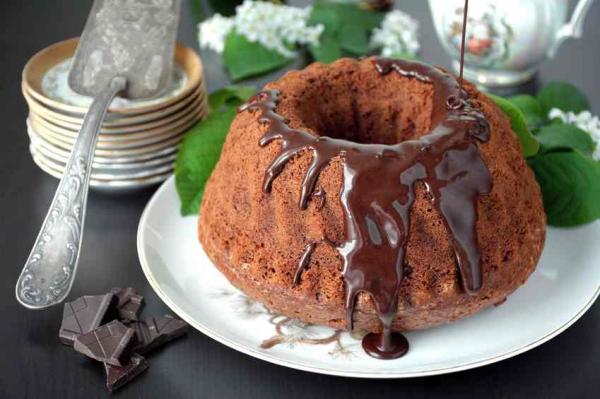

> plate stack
[22,38,207,192]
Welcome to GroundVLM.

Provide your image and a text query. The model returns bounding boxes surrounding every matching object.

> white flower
[198,1,323,58]
[549,108,600,160]
[370,9,420,57]
[198,13,234,53]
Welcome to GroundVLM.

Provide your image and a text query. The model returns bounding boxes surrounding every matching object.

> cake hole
[292,67,434,145]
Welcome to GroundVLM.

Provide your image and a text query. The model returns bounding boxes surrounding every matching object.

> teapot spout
[548,0,595,58]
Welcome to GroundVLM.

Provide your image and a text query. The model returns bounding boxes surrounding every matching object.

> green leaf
[307,7,341,35]
[489,93,540,158]
[308,1,384,59]
[311,1,382,29]
[537,82,590,115]
[528,151,600,226]
[332,2,384,31]
[308,34,342,63]
[207,0,242,17]
[223,32,292,81]
[339,23,369,55]
[209,85,255,111]
[175,107,238,215]
[387,52,419,61]
[506,94,545,129]
[536,123,596,157]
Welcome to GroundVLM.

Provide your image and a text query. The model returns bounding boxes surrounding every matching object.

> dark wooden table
[1,1,599,398]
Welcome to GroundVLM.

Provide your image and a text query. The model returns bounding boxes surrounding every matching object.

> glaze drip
[240,58,491,359]
[294,242,317,285]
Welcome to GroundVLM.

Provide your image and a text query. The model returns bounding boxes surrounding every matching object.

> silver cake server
[16,0,181,309]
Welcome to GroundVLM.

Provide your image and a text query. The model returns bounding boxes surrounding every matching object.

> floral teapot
[428,0,595,86]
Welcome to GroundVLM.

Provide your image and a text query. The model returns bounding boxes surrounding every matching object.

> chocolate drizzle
[294,242,317,285]
[240,57,491,359]
[312,187,326,210]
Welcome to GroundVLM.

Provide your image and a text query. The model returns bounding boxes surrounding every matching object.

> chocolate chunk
[59,294,117,346]
[74,320,135,366]
[128,315,189,354]
[110,287,144,320]
[104,354,148,393]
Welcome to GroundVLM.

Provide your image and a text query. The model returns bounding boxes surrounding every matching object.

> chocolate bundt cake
[199,57,546,358]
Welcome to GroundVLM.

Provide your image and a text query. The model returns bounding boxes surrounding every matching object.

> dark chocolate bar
[59,293,116,346]
[110,287,144,320]
[104,353,148,393]
[74,320,135,366]
[128,315,189,354]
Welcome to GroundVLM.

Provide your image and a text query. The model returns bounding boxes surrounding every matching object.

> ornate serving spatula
[16,0,181,309]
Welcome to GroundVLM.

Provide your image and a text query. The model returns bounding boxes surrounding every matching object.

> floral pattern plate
[137,177,600,378]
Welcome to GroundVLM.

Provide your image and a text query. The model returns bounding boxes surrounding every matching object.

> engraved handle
[548,0,595,57]
[16,76,126,309]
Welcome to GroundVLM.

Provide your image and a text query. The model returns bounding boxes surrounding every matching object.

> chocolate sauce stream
[241,15,487,360]
[458,0,469,95]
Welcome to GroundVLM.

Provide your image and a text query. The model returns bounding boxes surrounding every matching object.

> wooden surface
[0,1,599,398]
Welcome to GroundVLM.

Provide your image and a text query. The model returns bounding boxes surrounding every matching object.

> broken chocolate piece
[110,287,144,320]
[128,315,189,354]
[74,320,135,366]
[104,354,148,393]
[59,294,116,346]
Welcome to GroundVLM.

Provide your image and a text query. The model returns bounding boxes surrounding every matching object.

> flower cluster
[198,0,323,58]
[198,13,234,53]
[549,108,600,160]
[370,9,420,57]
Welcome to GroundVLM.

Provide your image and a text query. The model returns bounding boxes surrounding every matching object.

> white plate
[137,177,600,378]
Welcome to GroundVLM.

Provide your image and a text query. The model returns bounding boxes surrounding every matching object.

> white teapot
[428,0,595,86]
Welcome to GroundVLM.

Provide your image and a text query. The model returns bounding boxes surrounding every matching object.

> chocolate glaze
[241,23,490,359]
[294,242,317,285]
[362,326,409,360]
[312,187,326,210]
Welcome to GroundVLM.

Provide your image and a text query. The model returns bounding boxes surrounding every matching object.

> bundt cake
[198,57,546,358]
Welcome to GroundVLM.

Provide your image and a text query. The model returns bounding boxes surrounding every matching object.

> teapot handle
[548,0,595,57]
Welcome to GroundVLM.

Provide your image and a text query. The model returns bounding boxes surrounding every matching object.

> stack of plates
[22,38,207,192]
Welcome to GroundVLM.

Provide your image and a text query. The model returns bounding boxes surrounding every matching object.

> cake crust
[198,57,546,332]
